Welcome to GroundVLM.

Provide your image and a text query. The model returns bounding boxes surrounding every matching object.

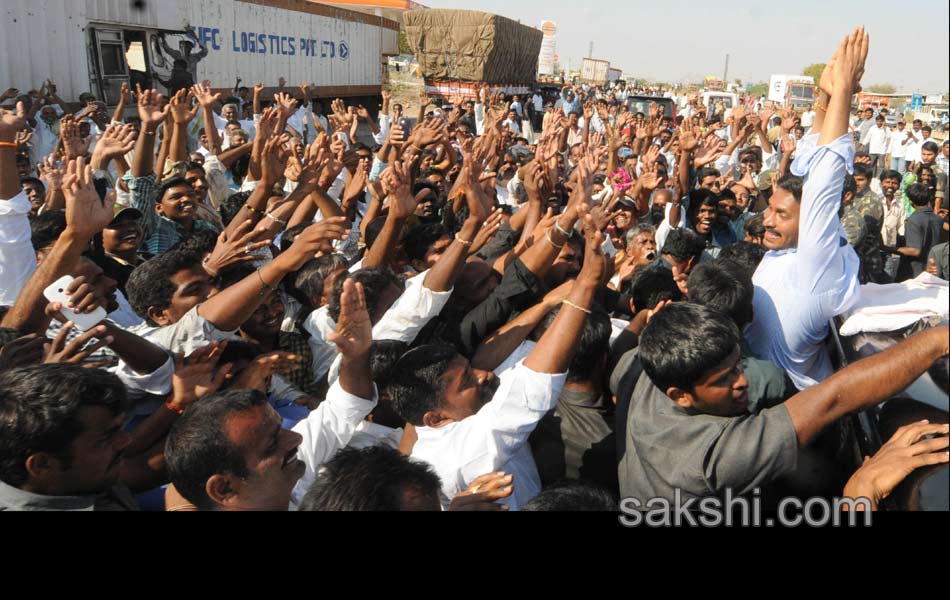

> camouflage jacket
[841,189,886,283]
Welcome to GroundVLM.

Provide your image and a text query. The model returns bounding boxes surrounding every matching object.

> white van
[703,91,738,120]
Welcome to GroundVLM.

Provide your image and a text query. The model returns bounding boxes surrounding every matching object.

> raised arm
[524,209,605,374]
[786,325,948,446]
[197,218,349,331]
[796,28,867,294]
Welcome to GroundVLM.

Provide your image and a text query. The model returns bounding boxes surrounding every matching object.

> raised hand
[203,219,271,276]
[191,80,222,108]
[0,334,48,372]
[843,420,949,509]
[327,278,372,360]
[274,92,297,121]
[260,133,292,185]
[342,157,370,206]
[44,322,112,364]
[136,85,169,129]
[0,101,26,143]
[578,209,606,285]
[63,156,113,240]
[90,122,137,167]
[280,217,350,270]
[833,26,869,93]
[60,116,92,160]
[381,157,419,219]
[37,155,64,192]
[469,208,505,255]
[168,342,233,412]
[229,351,301,392]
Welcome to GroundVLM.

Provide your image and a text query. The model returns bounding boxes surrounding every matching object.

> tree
[802,63,826,85]
[398,31,413,55]
[747,82,769,97]
[867,83,897,94]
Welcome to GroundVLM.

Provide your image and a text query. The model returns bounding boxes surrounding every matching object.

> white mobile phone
[43,275,108,332]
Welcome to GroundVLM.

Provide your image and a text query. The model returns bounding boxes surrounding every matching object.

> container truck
[0,0,399,109]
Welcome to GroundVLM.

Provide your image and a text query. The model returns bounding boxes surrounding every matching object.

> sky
[422,0,950,93]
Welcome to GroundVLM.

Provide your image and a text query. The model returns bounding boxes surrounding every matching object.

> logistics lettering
[196,26,345,60]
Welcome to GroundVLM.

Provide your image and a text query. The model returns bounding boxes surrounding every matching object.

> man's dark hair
[695,167,720,182]
[165,389,268,511]
[622,266,682,312]
[522,480,616,511]
[172,228,218,256]
[295,254,349,304]
[184,161,205,175]
[403,223,449,262]
[775,174,803,202]
[880,169,901,183]
[744,212,766,240]
[716,242,766,275]
[225,119,242,129]
[639,302,740,392]
[921,126,932,135]
[921,140,938,154]
[906,183,931,207]
[539,305,611,383]
[156,177,192,204]
[30,210,66,251]
[0,365,129,487]
[687,260,755,328]
[389,343,460,426]
[219,191,252,228]
[298,445,441,511]
[216,262,255,291]
[20,176,45,193]
[660,228,705,263]
[842,173,858,198]
[126,247,203,321]
[327,267,401,323]
[370,340,410,392]
[852,163,872,180]
[279,222,310,252]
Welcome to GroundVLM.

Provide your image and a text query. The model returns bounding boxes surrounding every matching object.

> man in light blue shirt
[559,86,578,116]
[746,28,866,390]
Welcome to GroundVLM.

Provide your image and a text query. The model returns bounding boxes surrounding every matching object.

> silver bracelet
[554,219,573,238]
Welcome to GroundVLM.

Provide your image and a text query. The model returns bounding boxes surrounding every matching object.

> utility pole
[588,41,593,58]
[723,53,730,83]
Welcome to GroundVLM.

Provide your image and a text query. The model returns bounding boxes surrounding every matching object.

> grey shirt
[0,480,137,511]
[902,207,943,278]
[928,242,949,280]
[618,374,798,502]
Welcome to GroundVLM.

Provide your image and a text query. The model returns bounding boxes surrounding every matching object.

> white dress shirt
[0,190,38,306]
[888,128,912,158]
[745,132,861,390]
[861,124,890,154]
[904,130,924,163]
[347,420,403,450]
[411,360,567,511]
[289,380,378,509]
[324,269,453,386]
[880,195,906,247]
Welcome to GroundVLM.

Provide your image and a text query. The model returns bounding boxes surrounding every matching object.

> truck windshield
[789,85,815,100]
[626,97,673,118]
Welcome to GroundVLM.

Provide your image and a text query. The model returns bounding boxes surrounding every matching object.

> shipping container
[581,58,609,85]
[0,0,399,106]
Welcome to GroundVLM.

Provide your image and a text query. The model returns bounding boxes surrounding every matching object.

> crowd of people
[0,26,947,512]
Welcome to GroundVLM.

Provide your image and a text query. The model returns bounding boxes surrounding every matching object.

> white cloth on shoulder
[839,272,949,336]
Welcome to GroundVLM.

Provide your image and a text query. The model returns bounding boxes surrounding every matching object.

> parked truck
[768,74,816,111]
[581,58,610,85]
[403,8,543,100]
[0,0,399,109]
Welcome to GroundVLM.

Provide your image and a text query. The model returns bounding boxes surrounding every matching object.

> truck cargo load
[402,8,543,98]
[581,58,610,85]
